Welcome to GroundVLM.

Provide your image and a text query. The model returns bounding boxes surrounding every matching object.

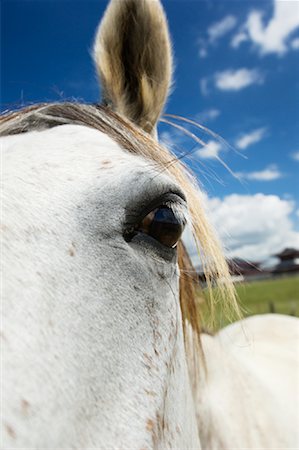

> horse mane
[0,102,239,388]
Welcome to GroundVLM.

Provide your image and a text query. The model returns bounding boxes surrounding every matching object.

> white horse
[1,0,298,449]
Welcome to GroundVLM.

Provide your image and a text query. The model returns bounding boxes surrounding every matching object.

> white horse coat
[1,0,298,449]
[200,314,299,449]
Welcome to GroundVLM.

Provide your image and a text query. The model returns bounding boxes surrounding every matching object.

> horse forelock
[0,102,239,388]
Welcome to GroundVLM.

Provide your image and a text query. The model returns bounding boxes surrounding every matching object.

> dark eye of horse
[138,206,185,248]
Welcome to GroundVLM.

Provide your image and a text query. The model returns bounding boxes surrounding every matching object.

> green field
[201,275,299,331]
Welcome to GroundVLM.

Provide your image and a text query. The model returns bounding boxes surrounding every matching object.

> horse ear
[94,0,173,135]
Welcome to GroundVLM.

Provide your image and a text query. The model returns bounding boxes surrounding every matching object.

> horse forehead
[3,123,183,233]
[3,124,151,178]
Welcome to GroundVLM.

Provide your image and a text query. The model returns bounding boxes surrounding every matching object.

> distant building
[272,248,299,275]
[227,258,266,281]
[197,257,269,284]
[197,248,299,285]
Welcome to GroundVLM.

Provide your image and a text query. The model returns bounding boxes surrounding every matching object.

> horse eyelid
[123,193,187,229]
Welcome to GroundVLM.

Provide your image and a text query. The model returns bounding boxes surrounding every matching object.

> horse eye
[138,206,185,248]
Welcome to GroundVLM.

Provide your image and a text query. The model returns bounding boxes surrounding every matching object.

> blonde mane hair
[0,102,240,389]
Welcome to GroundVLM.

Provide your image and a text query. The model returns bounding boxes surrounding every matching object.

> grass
[200,275,299,332]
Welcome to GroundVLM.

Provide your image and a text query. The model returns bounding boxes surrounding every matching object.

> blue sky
[2,0,299,262]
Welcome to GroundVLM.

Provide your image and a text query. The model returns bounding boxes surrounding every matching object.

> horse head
[1,1,237,448]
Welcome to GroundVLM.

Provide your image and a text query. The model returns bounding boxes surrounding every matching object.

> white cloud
[232,0,299,55]
[200,77,210,96]
[291,151,299,161]
[184,193,299,264]
[199,47,208,58]
[182,225,202,269]
[160,131,174,145]
[196,108,221,123]
[231,31,247,49]
[208,15,237,43]
[235,127,267,150]
[198,38,208,58]
[198,15,237,57]
[237,164,283,181]
[205,193,299,261]
[291,38,299,50]
[196,140,222,159]
[215,68,264,91]
[159,130,186,151]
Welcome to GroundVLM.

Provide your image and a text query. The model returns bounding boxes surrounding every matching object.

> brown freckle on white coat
[144,389,157,397]
[21,399,30,414]
[0,331,7,342]
[99,159,113,169]
[146,419,154,432]
[143,353,153,364]
[5,423,16,439]
[68,242,76,256]
[153,329,162,343]
[143,353,158,371]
